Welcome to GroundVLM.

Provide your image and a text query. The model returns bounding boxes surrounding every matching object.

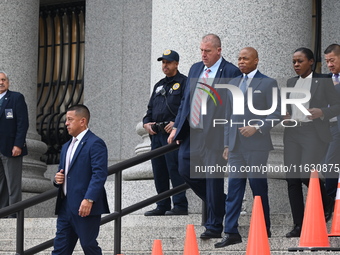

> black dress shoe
[286,224,301,238]
[144,208,166,216]
[214,233,242,248]
[200,229,222,239]
[325,199,334,223]
[165,208,188,215]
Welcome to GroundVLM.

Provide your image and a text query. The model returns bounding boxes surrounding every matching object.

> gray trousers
[0,153,23,209]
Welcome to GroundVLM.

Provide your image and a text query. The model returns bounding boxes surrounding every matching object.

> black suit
[284,73,340,226]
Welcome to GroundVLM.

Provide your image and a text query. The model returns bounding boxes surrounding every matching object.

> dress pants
[322,124,340,199]
[150,132,188,211]
[224,144,270,234]
[0,153,23,209]
[177,128,225,233]
[52,197,102,255]
[284,125,331,226]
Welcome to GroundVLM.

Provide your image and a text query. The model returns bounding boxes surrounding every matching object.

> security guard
[143,49,188,216]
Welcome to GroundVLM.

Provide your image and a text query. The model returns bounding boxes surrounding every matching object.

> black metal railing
[0,142,192,255]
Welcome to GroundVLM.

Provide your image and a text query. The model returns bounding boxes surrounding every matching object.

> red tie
[191,69,211,127]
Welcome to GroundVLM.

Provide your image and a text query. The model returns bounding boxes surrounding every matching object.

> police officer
[143,49,188,216]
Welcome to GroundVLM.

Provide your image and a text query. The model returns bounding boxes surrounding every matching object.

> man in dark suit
[168,34,241,239]
[0,71,29,216]
[53,105,109,255]
[323,44,340,199]
[215,47,281,248]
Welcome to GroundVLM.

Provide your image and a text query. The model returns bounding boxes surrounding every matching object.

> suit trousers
[224,143,270,234]
[150,132,188,211]
[284,124,331,226]
[52,197,102,255]
[322,124,340,199]
[0,153,23,209]
[177,128,225,233]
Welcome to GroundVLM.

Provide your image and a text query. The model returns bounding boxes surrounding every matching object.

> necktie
[63,137,78,195]
[191,69,211,127]
[334,74,339,84]
[240,75,248,93]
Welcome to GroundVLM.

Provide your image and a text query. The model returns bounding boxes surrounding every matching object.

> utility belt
[151,121,170,134]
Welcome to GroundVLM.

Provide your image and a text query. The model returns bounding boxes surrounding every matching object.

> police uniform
[143,63,188,215]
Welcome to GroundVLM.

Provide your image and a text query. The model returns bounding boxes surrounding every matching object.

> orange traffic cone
[289,170,340,251]
[151,239,163,255]
[183,224,199,255]
[329,177,340,236]
[246,196,270,255]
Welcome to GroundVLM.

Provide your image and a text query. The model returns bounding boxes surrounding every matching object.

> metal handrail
[0,142,190,255]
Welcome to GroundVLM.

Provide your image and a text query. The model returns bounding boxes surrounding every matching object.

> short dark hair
[294,47,315,61]
[67,104,90,123]
[324,44,340,55]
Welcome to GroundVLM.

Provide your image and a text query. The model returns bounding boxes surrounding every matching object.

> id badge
[5,109,14,119]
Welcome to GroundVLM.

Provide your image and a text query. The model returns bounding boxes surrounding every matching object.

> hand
[222,147,229,161]
[143,122,157,135]
[12,146,22,157]
[307,108,323,120]
[239,126,257,137]
[282,111,291,120]
[167,129,180,144]
[78,199,93,217]
[164,121,174,133]
[55,169,65,184]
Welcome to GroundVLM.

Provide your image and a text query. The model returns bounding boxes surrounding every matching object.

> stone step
[1,214,340,254]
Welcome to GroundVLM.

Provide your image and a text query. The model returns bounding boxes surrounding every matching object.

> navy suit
[0,90,28,209]
[173,57,241,233]
[223,71,281,234]
[53,130,109,254]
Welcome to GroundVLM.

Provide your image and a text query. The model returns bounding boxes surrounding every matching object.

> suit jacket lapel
[310,77,319,99]
[0,90,10,118]
[68,131,90,171]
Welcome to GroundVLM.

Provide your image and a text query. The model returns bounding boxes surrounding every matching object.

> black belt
[151,121,170,134]
[284,121,314,127]
[330,121,338,127]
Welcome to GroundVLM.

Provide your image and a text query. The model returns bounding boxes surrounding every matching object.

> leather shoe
[144,208,166,216]
[325,199,334,223]
[267,229,271,238]
[286,224,301,238]
[165,208,188,216]
[214,233,242,248]
[200,229,221,239]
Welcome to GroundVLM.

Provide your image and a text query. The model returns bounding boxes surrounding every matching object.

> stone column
[321,0,340,72]
[0,0,51,196]
[150,0,313,214]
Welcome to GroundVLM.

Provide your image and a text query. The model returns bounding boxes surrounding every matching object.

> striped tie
[191,69,211,127]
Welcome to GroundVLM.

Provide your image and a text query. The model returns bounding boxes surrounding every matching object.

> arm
[79,138,108,217]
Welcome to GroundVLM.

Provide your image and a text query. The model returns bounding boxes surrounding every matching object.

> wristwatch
[86,199,94,203]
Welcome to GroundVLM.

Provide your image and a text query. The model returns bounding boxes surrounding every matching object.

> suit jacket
[55,130,110,215]
[174,57,241,154]
[225,71,281,151]
[286,73,340,143]
[327,73,340,132]
[0,90,28,157]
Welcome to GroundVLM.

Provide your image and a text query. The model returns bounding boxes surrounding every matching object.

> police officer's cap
[157,49,179,62]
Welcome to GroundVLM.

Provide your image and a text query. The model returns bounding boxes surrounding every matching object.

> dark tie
[240,75,248,93]
[334,74,339,84]
[63,137,78,195]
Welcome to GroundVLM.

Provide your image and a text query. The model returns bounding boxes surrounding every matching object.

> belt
[330,121,338,127]
[284,121,314,127]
